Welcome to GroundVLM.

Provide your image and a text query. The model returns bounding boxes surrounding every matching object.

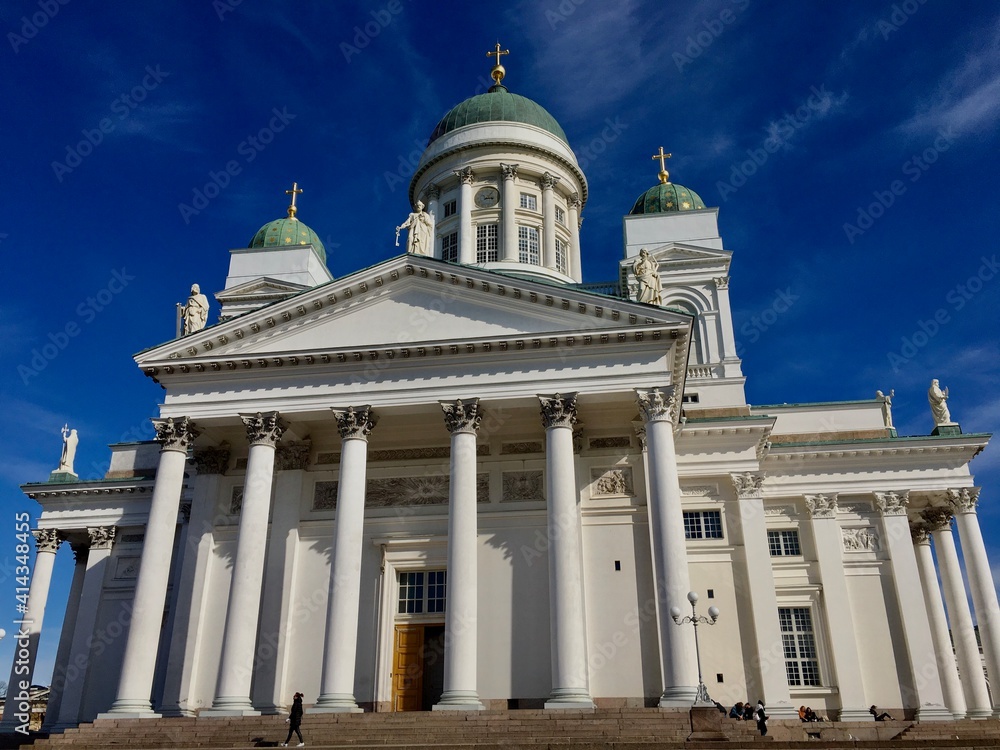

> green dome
[429,85,568,144]
[249,217,326,264]
[629,182,707,215]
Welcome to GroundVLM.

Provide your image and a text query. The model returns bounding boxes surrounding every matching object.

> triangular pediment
[137,255,692,364]
[215,277,310,302]
[645,242,732,265]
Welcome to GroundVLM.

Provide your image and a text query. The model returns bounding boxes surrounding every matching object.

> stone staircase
[8,709,1000,750]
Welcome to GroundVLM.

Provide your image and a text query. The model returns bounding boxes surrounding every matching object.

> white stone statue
[632,248,662,305]
[58,424,78,475]
[182,283,210,335]
[396,200,434,256]
[928,379,952,425]
[876,389,894,428]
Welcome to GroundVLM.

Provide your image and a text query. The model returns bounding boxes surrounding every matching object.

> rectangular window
[397,570,447,614]
[555,206,566,225]
[555,237,568,274]
[683,510,723,540]
[519,193,537,211]
[441,232,458,262]
[768,529,801,556]
[779,607,821,686]
[476,224,497,263]
[518,226,540,265]
[443,199,457,218]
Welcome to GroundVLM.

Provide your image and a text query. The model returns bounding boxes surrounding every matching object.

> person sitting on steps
[869,704,894,721]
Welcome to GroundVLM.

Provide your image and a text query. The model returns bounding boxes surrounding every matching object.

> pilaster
[500,163,519,262]
[455,167,474,265]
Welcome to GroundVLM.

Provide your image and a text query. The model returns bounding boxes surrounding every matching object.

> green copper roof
[629,182,706,215]
[429,85,568,144]
[249,217,326,264]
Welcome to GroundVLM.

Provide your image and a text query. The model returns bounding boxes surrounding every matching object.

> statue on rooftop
[633,248,662,305]
[928,379,952,426]
[876,389,894,429]
[58,424,78,475]
[182,283,210,335]
[396,200,434,256]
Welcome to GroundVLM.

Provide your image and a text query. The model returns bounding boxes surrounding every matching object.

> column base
[545,688,595,710]
[433,690,484,711]
[965,706,994,720]
[764,701,799,720]
[200,696,260,717]
[659,686,698,708]
[915,703,956,721]
[837,708,874,721]
[97,698,160,719]
[310,693,363,714]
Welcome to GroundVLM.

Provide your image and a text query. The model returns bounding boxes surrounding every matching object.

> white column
[730,474,796,718]
[635,387,697,707]
[455,167,474,265]
[1,529,62,728]
[537,394,594,709]
[424,182,441,237]
[568,194,583,282]
[434,399,485,710]
[926,507,992,717]
[104,416,198,718]
[52,528,116,729]
[500,163,519,262]
[947,488,1000,715]
[159,447,228,717]
[911,522,966,718]
[257,442,310,712]
[205,412,286,716]
[541,173,559,270]
[803,494,869,720]
[42,543,87,730]
[713,276,739,361]
[873,493,951,720]
[315,408,377,712]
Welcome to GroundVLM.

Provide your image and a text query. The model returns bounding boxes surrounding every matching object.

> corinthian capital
[153,416,200,453]
[804,494,838,518]
[33,528,63,553]
[88,526,116,550]
[424,183,440,201]
[946,487,980,514]
[331,406,378,441]
[540,172,560,189]
[193,445,230,475]
[731,472,765,498]
[240,411,287,447]
[538,393,579,429]
[922,506,953,532]
[635,386,679,424]
[500,162,519,180]
[631,420,647,450]
[454,166,475,185]
[276,441,311,471]
[440,398,482,434]
[910,522,931,545]
[874,491,909,516]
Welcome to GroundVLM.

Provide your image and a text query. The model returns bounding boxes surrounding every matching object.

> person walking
[281,692,305,747]
[754,699,768,737]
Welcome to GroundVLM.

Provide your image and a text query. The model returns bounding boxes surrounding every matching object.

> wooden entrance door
[392,625,424,711]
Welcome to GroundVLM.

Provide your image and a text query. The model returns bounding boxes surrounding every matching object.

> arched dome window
[671,301,704,364]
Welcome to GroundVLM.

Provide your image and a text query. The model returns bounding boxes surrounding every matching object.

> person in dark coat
[281,692,305,747]
[754,700,768,736]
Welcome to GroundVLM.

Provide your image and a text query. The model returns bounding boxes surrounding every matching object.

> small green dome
[249,217,326,264]
[429,85,568,144]
[629,182,707,215]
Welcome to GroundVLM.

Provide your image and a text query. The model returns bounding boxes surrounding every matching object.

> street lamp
[670,591,719,705]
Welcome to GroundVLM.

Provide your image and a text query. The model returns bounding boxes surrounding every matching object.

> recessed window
[768,529,801,556]
[520,193,537,211]
[779,607,821,686]
[476,224,498,263]
[518,226,540,265]
[398,570,447,614]
[443,199,457,218]
[683,510,723,540]
[555,237,568,274]
[682,393,700,403]
[555,206,566,225]
[441,232,458,263]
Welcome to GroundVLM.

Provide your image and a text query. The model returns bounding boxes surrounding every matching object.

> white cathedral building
[5,54,999,730]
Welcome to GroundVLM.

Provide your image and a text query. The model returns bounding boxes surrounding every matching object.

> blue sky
[1,1,999,687]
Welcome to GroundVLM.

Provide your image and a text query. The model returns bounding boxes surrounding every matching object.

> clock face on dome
[475,187,500,208]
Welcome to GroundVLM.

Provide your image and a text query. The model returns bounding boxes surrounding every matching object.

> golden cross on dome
[285,182,303,218]
[651,147,672,184]
[486,42,510,85]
